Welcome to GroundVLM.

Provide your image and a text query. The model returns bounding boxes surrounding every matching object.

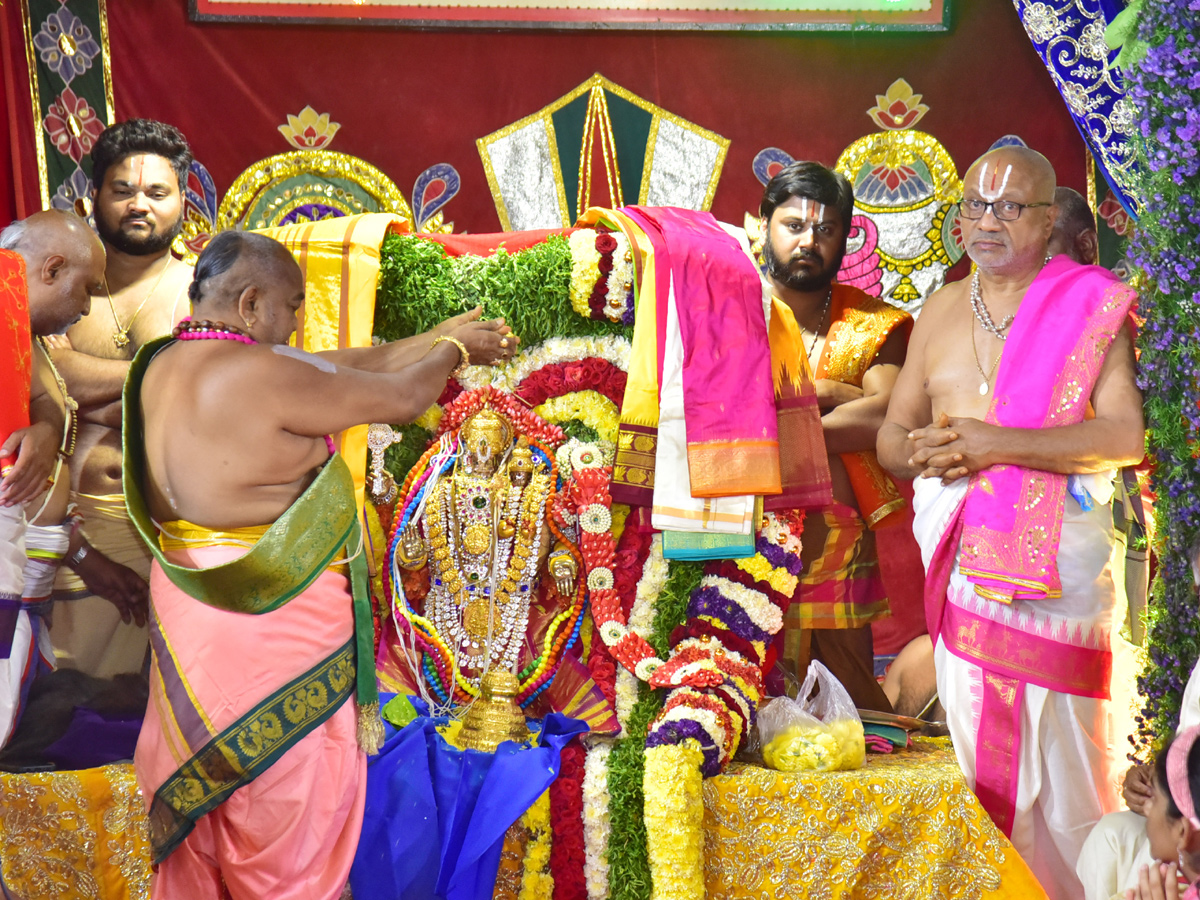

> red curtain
[0,0,1087,233]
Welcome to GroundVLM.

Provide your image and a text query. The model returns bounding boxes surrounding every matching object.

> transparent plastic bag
[757,660,865,772]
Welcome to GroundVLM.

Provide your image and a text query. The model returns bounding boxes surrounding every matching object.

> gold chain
[35,337,78,459]
[970,316,1003,396]
[105,252,172,349]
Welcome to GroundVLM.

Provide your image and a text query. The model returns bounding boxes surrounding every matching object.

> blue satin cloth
[350,697,587,900]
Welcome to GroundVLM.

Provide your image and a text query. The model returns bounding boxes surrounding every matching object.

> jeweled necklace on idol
[425,459,553,689]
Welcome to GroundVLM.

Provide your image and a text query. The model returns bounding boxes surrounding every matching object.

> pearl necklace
[969,270,1014,340]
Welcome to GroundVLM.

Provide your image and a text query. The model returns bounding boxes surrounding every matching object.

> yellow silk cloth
[703,738,1048,899]
[258,213,411,513]
[0,764,151,899]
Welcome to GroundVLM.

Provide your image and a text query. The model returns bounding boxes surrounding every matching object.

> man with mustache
[44,120,193,679]
[760,161,910,711]
[878,146,1144,898]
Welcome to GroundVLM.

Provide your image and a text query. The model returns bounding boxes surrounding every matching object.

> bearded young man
[760,161,911,711]
[126,230,514,899]
[878,146,1144,899]
[44,120,193,679]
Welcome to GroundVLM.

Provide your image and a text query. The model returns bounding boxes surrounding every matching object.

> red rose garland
[549,740,587,900]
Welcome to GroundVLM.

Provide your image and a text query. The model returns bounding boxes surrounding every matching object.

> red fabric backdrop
[0,0,1086,653]
[3,0,1086,232]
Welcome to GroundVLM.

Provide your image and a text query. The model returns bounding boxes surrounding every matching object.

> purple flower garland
[1127,0,1200,751]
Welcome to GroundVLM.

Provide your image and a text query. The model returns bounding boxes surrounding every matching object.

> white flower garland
[699,575,783,635]
[455,335,632,392]
[615,535,667,730]
[602,231,635,323]
[582,740,614,900]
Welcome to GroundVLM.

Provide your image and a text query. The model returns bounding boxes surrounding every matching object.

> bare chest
[922,307,1008,421]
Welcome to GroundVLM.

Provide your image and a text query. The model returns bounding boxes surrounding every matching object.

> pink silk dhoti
[136,543,365,900]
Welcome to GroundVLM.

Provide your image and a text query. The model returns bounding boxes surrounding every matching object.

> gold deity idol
[396,407,577,705]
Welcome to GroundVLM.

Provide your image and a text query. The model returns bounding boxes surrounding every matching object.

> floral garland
[550,741,587,900]
[642,742,706,900]
[518,790,554,900]
[434,384,565,446]
[581,741,614,900]
[1127,0,1200,750]
[517,359,628,409]
[568,228,636,325]
[533,392,621,445]
[456,335,632,394]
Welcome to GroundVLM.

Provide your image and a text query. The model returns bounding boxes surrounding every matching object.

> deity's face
[460,409,512,475]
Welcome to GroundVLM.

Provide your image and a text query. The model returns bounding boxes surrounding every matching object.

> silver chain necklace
[970,256,1054,342]
[969,270,1014,340]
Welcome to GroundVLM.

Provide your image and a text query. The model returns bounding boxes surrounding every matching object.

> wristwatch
[66,543,89,569]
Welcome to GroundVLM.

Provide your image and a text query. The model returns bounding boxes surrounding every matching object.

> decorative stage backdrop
[1,0,1090,242]
[188,0,952,30]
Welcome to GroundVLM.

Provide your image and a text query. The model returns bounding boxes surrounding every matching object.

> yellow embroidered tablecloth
[703,738,1048,900]
[0,764,151,900]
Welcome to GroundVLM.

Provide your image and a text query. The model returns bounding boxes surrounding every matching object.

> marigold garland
[518,790,554,900]
[642,742,706,900]
[533,391,621,444]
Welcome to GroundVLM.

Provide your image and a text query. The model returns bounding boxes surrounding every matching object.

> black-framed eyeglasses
[957,198,1053,221]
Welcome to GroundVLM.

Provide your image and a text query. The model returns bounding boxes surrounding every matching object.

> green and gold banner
[20,0,114,211]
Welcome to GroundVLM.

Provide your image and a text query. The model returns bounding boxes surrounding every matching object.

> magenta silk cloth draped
[955,256,1137,606]
[619,206,781,499]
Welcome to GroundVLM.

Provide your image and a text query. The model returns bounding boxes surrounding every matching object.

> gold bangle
[431,335,469,378]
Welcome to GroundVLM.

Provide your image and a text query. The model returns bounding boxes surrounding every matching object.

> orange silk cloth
[766,299,832,511]
[0,250,31,446]
[703,738,1048,899]
[815,285,912,529]
[0,764,152,898]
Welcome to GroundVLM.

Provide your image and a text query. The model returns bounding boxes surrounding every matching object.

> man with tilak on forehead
[879,146,1144,899]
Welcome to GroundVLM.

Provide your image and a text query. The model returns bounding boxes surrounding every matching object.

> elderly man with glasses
[878,146,1145,900]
